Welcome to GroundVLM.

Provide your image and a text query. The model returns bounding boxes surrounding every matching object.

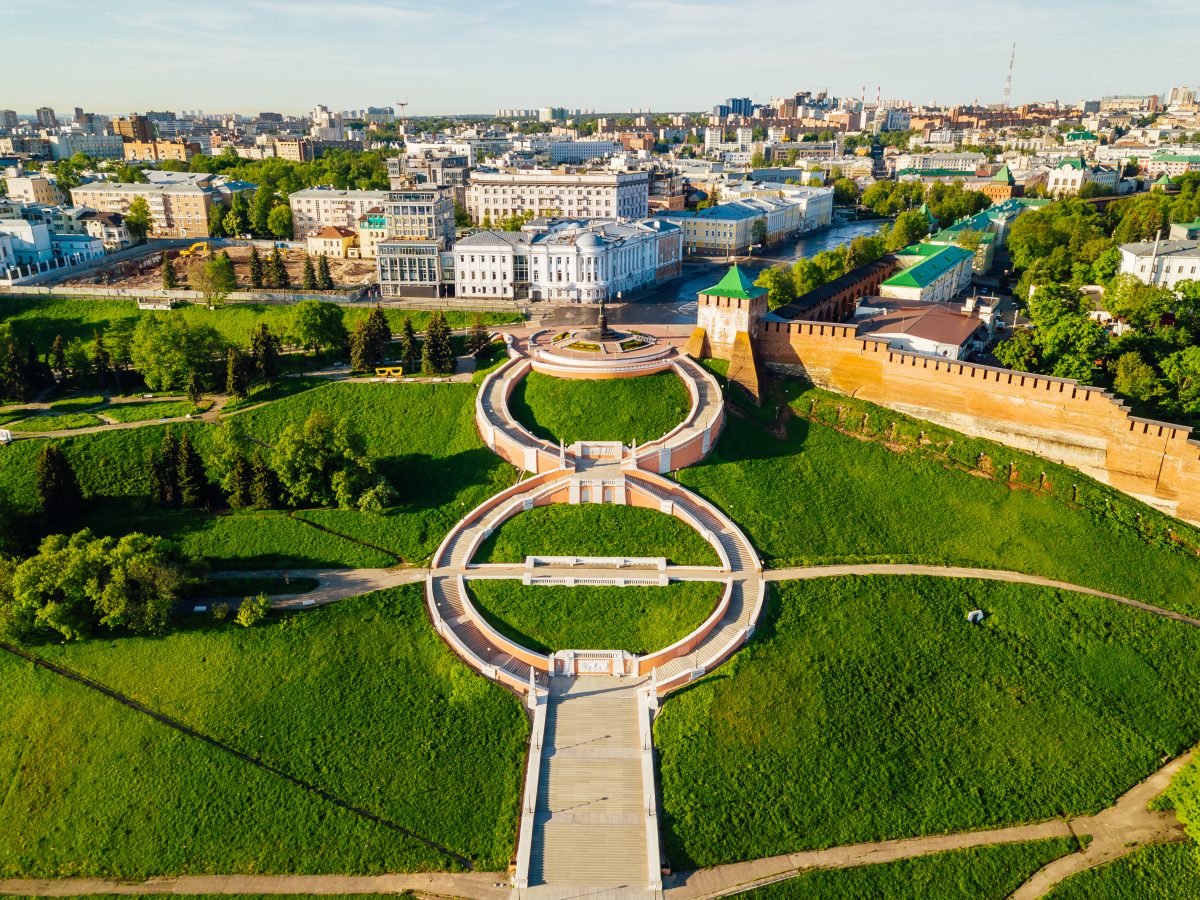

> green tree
[267,247,289,288]
[190,253,237,305]
[467,315,490,354]
[236,592,271,627]
[751,219,767,246]
[885,210,930,251]
[225,347,251,399]
[130,312,225,392]
[1161,346,1200,414]
[186,369,203,405]
[249,450,279,509]
[454,203,471,228]
[267,204,293,239]
[754,265,797,310]
[35,443,81,521]
[1112,351,1163,402]
[150,428,180,508]
[832,177,859,205]
[301,253,317,290]
[271,410,392,509]
[249,186,277,237]
[421,311,455,375]
[364,304,392,361]
[176,432,207,509]
[125,196,152,242]
[993,329,1039,372]
[50,334,67,382]
[162,257,178,289]
[91,532,188,634]
[248,246,264,288]
[317,253,333,290]
[1103,275,1173,330]
[249,322,282,382]
[398,316,418,371]
[290,300,346,354]
[954,229,984,252]
[348,321,371,372]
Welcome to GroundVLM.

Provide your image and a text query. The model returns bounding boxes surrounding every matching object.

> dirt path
[1010,750,1194,899]
[6,394,229,439]
[0,871,509,898]
[665,749,1194,900]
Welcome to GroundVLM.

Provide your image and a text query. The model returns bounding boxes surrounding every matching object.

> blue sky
[5,0,1194,115]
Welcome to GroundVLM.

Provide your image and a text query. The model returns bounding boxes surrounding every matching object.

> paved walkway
[768,564,1200,628]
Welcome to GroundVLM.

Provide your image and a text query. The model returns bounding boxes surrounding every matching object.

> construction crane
[1003,43,1016,109]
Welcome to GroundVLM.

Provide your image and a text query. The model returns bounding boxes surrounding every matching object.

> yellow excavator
[176,241,211,260]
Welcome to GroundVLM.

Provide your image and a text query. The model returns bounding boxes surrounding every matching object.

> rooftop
[702,264,767,300]
[857,303,987,347]
[882,245,974,289]
[1120,239,1200,258]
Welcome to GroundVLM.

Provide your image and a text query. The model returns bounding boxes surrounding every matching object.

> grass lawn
[467,579,725,655]
[473,503,720,566]
[746,839,1076,900]
[510,370,690,445]
[656,576,1200,869]
[678,393,1200,617]
[1046,842,1200,898]
[0,382,511,567]
[100,399,208,423]
[7,412,103,432]
[0,297,521,349]
[1,585,527,878]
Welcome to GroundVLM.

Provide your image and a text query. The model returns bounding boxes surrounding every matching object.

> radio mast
[1003,43,1016,108]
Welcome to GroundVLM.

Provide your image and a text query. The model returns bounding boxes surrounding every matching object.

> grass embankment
[473,503,720,567]
[678,380,1200,617]
[99,399,208,423]
[0,297,521,347]
[8,412,103,432]
[2,397,207,431]
[1046,842,1200,898]
[656,576,1200,869]
[0,382,512,568]
[467,580,724,655]
[747,839,1076,900]
[0,585,526,878]
[510,370,690,445]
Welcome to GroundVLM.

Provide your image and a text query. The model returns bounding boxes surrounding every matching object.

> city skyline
[5,0,1195,115]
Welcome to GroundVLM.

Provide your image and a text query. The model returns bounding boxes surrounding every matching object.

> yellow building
[69,182,215,239]
[307,225,357,259]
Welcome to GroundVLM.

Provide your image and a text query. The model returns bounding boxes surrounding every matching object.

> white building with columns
[454,217,681,302]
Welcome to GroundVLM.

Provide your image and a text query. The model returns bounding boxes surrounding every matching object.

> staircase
[524,676,658,899]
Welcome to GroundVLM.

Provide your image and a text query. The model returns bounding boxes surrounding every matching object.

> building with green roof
[880,244,974,304]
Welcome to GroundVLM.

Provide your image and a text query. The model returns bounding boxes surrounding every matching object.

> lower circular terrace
[425,331,765,700]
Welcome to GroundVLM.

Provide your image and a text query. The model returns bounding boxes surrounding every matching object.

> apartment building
[5,175,63,205]
[81,211,133,251]
[452,217,681,303]
[369,186,458,296]
[123,139,201,162]
[288,187,390,237]
[110,115,153,142]
[660,189,831,257]
[548,140,622,163]
[47,132,126,160]
[1146,153,1200,177]
[70,182,215,238]
[466,169,650,223]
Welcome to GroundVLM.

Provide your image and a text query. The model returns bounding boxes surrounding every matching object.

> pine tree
[90,330,112,382]
[398,316,418,372]
[225,347,251,399]
[177,432,207,509]
[349,321,370,373]
[1,340,24,401]
[50,334,67,382]
[35,443,81,521]
[364,304,391,364]
[248,246,264,289]
[250,323,281,383]
[151,428,181,508]
[162,257,178,289]
[186,370,203,405]
[467,314,490,354]
[268,248,289,289]
[249,450,279,509]
[421,311,455,375]
[227,452,253,508]
[302,254,317,290]
[317,253,333,290]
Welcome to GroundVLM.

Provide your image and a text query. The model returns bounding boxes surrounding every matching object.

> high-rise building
[73,107,84,123]
[36,107,57,128]
[110,114,153,142]
[0,110,18,130]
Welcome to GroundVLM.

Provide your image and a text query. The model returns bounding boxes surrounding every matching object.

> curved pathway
[4,394,228,439]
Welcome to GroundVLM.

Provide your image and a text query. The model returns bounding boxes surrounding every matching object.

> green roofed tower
[701,264,768,300]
